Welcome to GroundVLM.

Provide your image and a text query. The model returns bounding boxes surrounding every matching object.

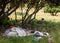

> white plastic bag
[3,27,26,37]
[7,31,18,37]
[34,31,44,37]
[15,27,26,37]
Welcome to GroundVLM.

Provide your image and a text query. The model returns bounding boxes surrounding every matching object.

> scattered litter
[6,31,18,37]
[15,27,26,37]
[3,29,11,36]
[43,32,49,36]
[26,30,34,36]
[34,31,44,37]
[3,26,50,38]
[33,31,50,40]
[34,31,49,37]
[3,26,26,37]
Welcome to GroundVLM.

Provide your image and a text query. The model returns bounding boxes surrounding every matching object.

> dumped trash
[43,32,49,36]
[3,26,50,38]
[15,27,26,37]
[26,30,34,36]
[33,31,50,41]
[3,26,26,37]
[34,31,49,37]
[34,31,44,37]
[33,37,43,41]
[33,31,43,41]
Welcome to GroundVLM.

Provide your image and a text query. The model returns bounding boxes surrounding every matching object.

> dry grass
[9,13,22,20]
[9,8,60,22]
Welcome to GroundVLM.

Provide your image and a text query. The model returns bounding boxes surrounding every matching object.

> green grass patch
[0,36,48,43]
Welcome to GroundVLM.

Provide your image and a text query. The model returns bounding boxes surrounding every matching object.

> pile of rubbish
[33,31,49,40]
[3,26,33,37]
[2,26,50,39]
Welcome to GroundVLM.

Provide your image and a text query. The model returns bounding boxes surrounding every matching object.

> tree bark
[34,13,36,19]
[15,10,17,22]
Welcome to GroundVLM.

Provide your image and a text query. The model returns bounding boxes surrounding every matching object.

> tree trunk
[21,2,24,28]
[15,10,17,22]
[50,13,55,16]
[55,12,57,16]
[34,13,36,19]
[50,12,57,16]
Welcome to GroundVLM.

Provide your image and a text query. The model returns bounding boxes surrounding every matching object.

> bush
[28,19,60,32]
[0,19,21,29]
[44,5,60,16]
[30,19,38,27]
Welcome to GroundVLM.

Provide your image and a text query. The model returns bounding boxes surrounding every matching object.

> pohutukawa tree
[20,0,45,28]
[0,0,21,20]
[1,0,60,28]
[44,0,60,16]
[0,0,45,28]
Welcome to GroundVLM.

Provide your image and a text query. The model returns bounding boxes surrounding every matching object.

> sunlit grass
[9,10,60,22]
[8,13,22,20]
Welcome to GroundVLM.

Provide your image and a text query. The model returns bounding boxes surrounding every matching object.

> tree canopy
[1,0,60,20]
[0,0,45,20]
[0,0,60,27]
[44,0,60,16]
[0,0,45,28]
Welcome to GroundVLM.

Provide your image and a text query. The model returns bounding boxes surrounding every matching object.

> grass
[0,36,48,43]
[3,8,60,43]
[0,31,60,43]
[0,21,60,43]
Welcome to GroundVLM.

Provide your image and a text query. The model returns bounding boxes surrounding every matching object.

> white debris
[37,37,43,39]
[3,27,26,37]
[34,31,44,37]
[6,31,18,37]
[34,31,49,37]
[3,27,50,38]
[15,27,26,37]
[26,30,34,36]
[33,31,44,40]
[43,32,49,36]
[11,27,16,32]
[3,29,11,36]
[33,36,43,41]
[33,31,50,40]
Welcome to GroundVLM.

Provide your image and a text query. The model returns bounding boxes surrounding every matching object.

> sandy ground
[9,8,60,22]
